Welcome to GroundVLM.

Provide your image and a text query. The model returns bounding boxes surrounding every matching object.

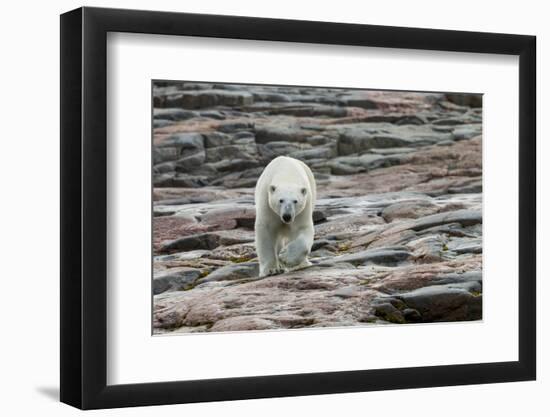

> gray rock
[328,154,403,173]
[332,286,361,298]
[290,146,335,161]
[266,104,347,118]
[431,125,456,133]
[311,239,331,251]
[207,167,262,188]
[346,113,428,126]
[448,280,482,294]
[447,238,482,254]
[258,141,305,159]
[328,161,364,175]
[329,247,411,266]
[164,89,254,109]
[234,131,255,140]
[153,208,176,217]
[452,125,482,141]
[216,231,256,246]
[338,95,378,109]
[207,159,260,173]
[445,93,482,108]
[211,84,250,91]
[199,206,256,229]
[174,151,206,172]
[153,119,176,128]
[301,124,327,132]
[153,268,202,294]
[217,121,254,133]
[448,180,482,194]
[310,248,336,258]
[305,135,334,146]
[432,271,482,286]
[199,110,226,120]
[255,125,312,144]
[409,209,482,232]
[333,124,454,153]
[370,147,416,155]
[252,92,292,103]
[210,316,277,332]
[338,131,412,155]
[432,118,467,126]
[205,144,258,162]
[181,82,214,90]
[312,210,327,224]
[153,147,180,164]
[153,173,176,187]
[153,108,197,121]
[373,302,405,323]
[396,285,482,322]
[160,233,221,253]
[395,115,428,125]
[381,200,440,222]
[197,262,259,284]
[203,132,232,148]
[171,175,210,188]
[402,308,422,322]
[157,133,204,157]
[154,161,177,174]
[407,234,447,262]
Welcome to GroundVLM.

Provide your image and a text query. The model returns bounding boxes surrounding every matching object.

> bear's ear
[301,187,307,195]
[270,185,276,193]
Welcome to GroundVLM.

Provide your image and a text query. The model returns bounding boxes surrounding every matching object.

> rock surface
[152,82,483,333]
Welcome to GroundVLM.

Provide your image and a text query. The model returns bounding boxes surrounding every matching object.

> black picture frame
[60,6,536,410]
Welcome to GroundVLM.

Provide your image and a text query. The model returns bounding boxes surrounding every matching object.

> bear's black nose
[282,214,292,223]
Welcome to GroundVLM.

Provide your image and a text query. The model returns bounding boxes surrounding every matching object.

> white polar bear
[254,156,316,277]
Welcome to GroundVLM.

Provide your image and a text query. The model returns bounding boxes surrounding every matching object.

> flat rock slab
[324,247,412,266]
[197,262,259,284]
[153,267,203,294]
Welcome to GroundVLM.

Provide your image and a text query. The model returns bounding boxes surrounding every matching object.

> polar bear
[254,156,316,277]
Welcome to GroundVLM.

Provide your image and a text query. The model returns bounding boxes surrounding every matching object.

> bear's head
[268,184,308,224]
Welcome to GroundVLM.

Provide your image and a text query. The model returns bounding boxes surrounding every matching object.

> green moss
[230,256,251,263]
[378,311,406,324]
[337,242,352,252]
[182,271,209,292]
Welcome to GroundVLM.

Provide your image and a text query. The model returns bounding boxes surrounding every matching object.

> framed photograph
[60,6,536,409]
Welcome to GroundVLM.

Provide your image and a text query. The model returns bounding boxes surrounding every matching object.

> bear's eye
[293,200,298,204]
[279,199,284,203]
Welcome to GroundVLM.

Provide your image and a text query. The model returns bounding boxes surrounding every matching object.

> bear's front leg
[256,227,284,277]
[279,227,314,270]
